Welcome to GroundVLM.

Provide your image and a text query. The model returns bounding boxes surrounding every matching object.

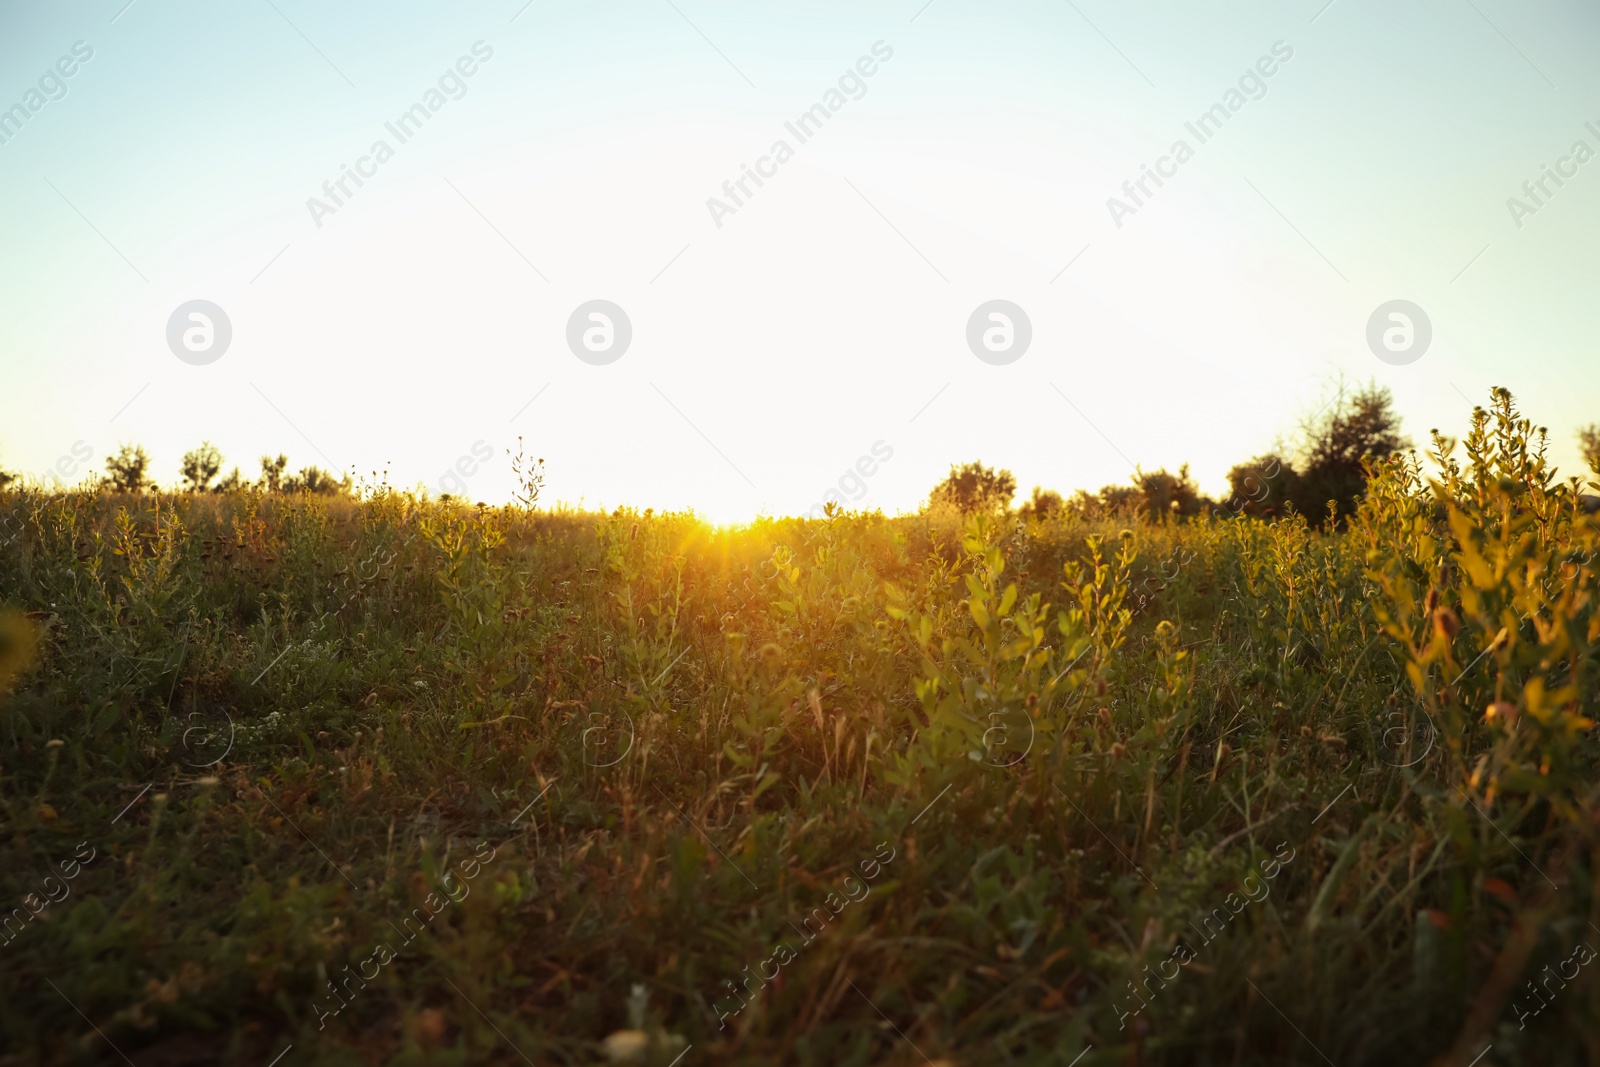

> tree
[1225,453,1299,519]
[1018,486,1062,521]
[283,466,348,495]
[103,444,153,492]
[180,442,224,493]
[214,467,244,493]
[258,454,288,492]
[1133,465,1204,521]
[1290,384,1407,524]
[929,461,1016,514]
[1097,484,1142,515]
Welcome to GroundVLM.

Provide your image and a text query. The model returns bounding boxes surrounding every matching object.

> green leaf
[1307,828,1366,934]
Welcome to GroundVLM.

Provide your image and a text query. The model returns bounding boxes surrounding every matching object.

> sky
[1,0,1597,523]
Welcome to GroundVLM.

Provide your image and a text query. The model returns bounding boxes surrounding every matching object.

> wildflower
[1485,702,1519,726]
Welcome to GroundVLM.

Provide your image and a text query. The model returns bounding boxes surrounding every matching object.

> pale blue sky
[2,0,1597,517]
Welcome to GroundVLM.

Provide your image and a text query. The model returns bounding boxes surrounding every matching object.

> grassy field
[2,391,1598,1066]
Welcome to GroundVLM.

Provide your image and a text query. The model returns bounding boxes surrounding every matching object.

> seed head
[1433,608,1459,641]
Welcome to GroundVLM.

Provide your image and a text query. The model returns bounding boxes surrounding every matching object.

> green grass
[1,395,1598,1065]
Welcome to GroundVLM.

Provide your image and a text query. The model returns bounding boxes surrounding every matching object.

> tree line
[929,384,1600,526]
[0,442,349,495]
[2,384,1596,515]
